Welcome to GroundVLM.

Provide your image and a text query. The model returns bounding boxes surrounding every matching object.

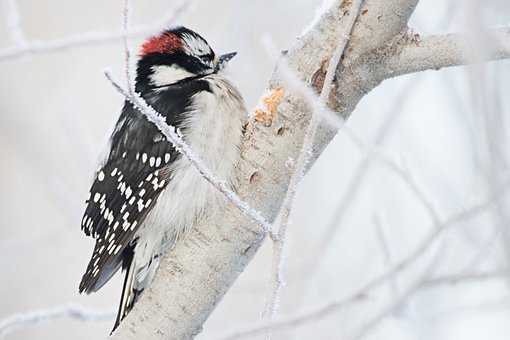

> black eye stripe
[199,54,214,62]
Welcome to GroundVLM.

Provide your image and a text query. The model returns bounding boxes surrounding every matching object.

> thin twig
[116,0,272,239]
[373,215,400,302]
[260,2,365,336]
[214,183,509,340]
[3,0,26,46]
[350,246,443,340]
[420,270,509,288]
[110,0,272,238]
[122,0,135,95]
[0,305,114,338]
[261,41,345,130]
[0,1,191,61]
[104,72,273,233]
[319,78,422,250]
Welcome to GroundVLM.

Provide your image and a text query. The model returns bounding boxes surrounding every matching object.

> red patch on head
[140,32,182,56]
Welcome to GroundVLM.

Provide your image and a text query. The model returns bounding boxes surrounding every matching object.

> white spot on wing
[137,199,144,212]
[145,199,152,208]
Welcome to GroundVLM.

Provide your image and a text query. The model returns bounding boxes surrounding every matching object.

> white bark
[111,0,510,339]
[262,0,364,331]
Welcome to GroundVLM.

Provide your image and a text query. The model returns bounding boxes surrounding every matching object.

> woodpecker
[79,26,246,331]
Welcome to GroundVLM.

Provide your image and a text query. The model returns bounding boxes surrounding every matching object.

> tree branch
[380,27,510,79]
[213,183,510,340]
[0,1,190,61]
[111,0,510,339]
[111,1,421,338]
[262,1,364,334]
[0,305,113,338]
[330,26,510,120]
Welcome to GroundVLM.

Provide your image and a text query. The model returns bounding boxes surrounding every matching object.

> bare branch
[261,1,364,334]
[0,305,114,338]
[380,27,510,79]
[420,270,509,289]
[0,1,190,61]
[214,184,509,340]
[3,0,510,338]
[104,72,272,233]
[111,0,510,338]
[108,0,444,338]
[3,0,26,46]
[373,215,400,301]
[350,248,442,340]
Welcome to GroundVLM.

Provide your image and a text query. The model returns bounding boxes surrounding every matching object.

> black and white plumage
[79,26,246,331]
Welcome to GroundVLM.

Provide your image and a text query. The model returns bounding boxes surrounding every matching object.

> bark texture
[111,0,510,338]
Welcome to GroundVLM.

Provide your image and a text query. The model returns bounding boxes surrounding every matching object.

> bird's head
[135,26,236,92]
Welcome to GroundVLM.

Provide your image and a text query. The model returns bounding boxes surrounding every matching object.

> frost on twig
[2,0,510,338]
[0,0,191,61]
[114,0,272,236]
[111,0,510,338]
[104,72,272,233]
[0,305,114,338]
[261,1,364,336]
[215,182,510,340]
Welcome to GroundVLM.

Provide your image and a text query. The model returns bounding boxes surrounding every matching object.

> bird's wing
[79,101,179,293]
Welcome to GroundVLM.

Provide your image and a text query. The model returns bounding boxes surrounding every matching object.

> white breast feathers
[136,74,246,263]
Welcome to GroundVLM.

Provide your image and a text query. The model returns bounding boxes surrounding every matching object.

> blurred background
[1,0,510,339]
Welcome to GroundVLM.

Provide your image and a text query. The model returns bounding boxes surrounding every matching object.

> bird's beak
[215,52,237,72]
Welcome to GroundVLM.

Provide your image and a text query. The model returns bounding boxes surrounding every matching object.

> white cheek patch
[150,65,195,86]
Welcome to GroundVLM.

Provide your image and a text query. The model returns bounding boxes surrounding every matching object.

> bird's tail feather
[111,245,160,333]
[112,246,138,333]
